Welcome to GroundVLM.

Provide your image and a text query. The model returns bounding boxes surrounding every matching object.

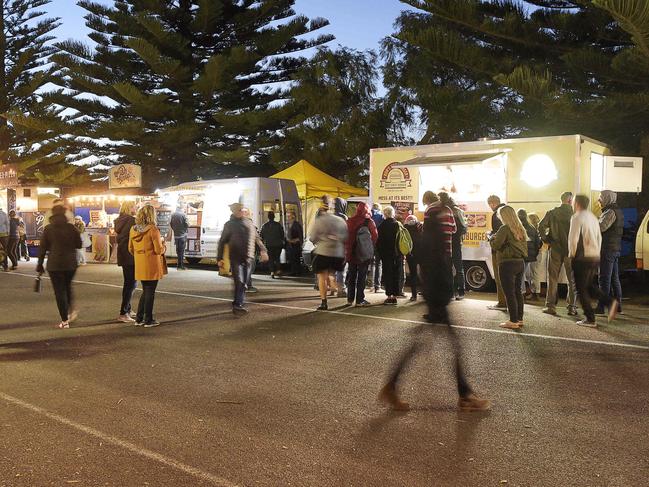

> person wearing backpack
[344,202,378,306]
[376,206,405,305]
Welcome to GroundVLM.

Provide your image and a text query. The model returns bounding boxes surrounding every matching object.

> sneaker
[355,300,371,307]
[317,301,328,311]
[134,321,144,327]
[499,321,521,330]
[68,309,79,323]
[567,306,578,316]
[232,306,249,315]
[576,319,597,328]
[384,298,397,305]
[608,299,619,323]
[542,307,557,316]
[118,314,135,323]
[246,286,258,293]
[458,394,491,411]
[455,294,465,301]
[378,384,410,411]
[57,321,70,329]
[487,304,507,311]
[128,311,137,319]
[143,320,160,328]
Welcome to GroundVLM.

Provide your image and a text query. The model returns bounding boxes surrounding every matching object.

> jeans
[369,256,382,289]
[499,259,525,322]
[335,265,347,291]
[347,262,370,304]
[406,255,419,296]
[175,237,187,268]
[136,280,158,323]
[267,246,282,274]
[522,256,541,294]
[120,265,137,315]
[382,256,402,296]
[545,248,576,310]
[49,270,76,321]
[573,259,611,322]
[233,259,250,307]
[7,237,18,268]
[452,242,465,295]
[598,251,621,309]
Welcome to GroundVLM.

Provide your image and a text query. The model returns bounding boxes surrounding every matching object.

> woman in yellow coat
[129,205,166,327]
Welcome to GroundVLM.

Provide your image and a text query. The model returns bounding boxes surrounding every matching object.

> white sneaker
[118,314,135,323]
[57,321,70,329]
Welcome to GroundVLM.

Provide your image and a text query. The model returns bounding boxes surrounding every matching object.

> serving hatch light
[520,154,558,188]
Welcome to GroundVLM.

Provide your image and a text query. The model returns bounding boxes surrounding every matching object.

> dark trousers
[0,236,7,269]
[288,244,302,275]
[598,251,621,309]
[120,265,137,315]
[574,259,611,322]
[19,236,29,260]
[49,269,76,321]
[7,237,19,268]
[347,262,370,304]
[382,256,402,296]
[233,259,250,307]
[406,255,419,296]
[175,237,187,268]
[370,256,382,289]
[136,280,158,323]
[452,241,465,295]
[499,259,525,322]
[267,246,282,274]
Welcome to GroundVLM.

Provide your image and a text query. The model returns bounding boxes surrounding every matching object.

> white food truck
[156,177,302,264]
[370,134,643,291]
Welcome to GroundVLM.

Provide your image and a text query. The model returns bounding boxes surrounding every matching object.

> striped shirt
[424,202,457,257]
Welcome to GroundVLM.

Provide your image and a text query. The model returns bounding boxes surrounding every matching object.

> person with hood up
[217,202,268,315]
[37,205,82,329]
[344,202,378,306]
[0,207,8,271]
[404,215,423,301]
[115,200,137,323]
[333,197,349,298]
[129,205,166,327]
[260,211,286,279]
[596,190,624,315]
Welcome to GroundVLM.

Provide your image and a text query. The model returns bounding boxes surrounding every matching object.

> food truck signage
[109,164,142,189]
[464,212,491,248]
[380,163,412,190]
[0,164,18,188]
[372,155,420,204]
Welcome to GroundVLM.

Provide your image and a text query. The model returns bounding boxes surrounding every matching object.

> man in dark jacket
[286,211,303,275]
[170,206,189,270]
[487,195,506,309]
[7,210,20,270]
[218,202,268,314]
[260,211,285,278]
[595,190,624,314]
[538,191,577,316]
[114,203,137,322]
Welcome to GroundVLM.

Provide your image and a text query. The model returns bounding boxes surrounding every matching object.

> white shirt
[568,209,601,259]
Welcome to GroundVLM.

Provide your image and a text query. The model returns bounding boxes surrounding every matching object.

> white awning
[394,149,509,167]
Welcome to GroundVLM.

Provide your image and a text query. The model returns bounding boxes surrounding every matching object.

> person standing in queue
[73,216,88,266]
[0,206,9,271]
[7,210,20,270]
[370,203,384,293]
[568,195,618,327]
[344,202,377,307]
[486,195,507,310]
[490,206,528,329]
[170,204,189,270]
[37,205,82,329]
[333,197,349,298]
[595,190,624,315]
[115,200,137,323]
[129,205,166,327]
[518,209,542,301]
[217,203,268,315]
[260,211,286,279]
[376,206,401,305]
[404,215,423,301]
[18,217,29,262]
[286,211,303,276]
[440,192,467,300]
[538,192,577,316]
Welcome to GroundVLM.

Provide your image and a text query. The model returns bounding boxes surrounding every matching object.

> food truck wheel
[186,258,202,265]
[465,262,493,292]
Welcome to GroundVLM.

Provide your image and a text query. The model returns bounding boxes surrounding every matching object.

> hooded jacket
[310,211,348,258]
[538,203,573,257]
[334,198,348,221]
[217,215,266,262]
[599,190,624,253]
[114,213,136,267]
[129,224,166,281]
[38,213,82,272]
[345,202,378,264]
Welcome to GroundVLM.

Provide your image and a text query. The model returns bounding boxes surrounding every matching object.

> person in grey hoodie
[595,190,624,314]
[170,206,189,270]
[0,207,9,271]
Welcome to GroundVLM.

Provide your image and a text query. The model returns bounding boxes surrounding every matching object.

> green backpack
[396,222,413,256]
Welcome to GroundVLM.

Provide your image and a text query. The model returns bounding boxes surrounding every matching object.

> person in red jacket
[344,202,378,306]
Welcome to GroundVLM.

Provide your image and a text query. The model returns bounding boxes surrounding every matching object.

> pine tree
[50,0,333,187]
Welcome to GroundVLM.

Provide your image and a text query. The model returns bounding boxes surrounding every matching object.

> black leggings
[136,280,158,324]
[499,259,525,322]
[49,270,76,321]
[120,265,137,315]
[267,246,282,273]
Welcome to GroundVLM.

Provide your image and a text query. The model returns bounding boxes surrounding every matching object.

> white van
[156,178,302,264]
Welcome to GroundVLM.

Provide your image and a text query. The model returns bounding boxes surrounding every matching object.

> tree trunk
[0,4,9,157]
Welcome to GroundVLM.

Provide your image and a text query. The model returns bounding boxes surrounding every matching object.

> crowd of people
[0,208,30,271]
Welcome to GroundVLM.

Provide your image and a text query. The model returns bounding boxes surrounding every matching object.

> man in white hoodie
[568,195,618,327]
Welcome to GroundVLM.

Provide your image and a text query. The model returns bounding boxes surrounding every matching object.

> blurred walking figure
[260,211,285,279]
[310,201,348,310]
[18,217,29,261]
[73,216,88,265]
[404,215,423,301]
[170,205,189,270]
[596,190,624,315]
[115,201,137,323]
[129,205,167,327]
[379,191,489,412]
[286,211,303,276]
[487,195,507,310]
[376,206,402,305]
[538,192,577,316]
[37,205,82,329]
[344,202,377,306]
[242,207,260,293]
[569,195,618,327]
[7,210,20,270]
[370,203,384,292]
[0,206,8,271]
[333,197,349,298]
[517,209,542,300]
[218,203,268,314]
[490,206,528,329]
[440,192,467,300]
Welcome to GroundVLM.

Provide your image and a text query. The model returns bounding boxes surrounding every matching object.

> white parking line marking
[0,391,239,487]
[7,272,649,351]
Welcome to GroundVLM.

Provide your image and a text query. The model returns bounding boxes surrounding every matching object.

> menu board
[157,209,172,240]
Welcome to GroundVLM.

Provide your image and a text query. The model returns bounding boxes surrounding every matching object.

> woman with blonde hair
[129,205,166,327]
[115,200,137,322]
[490,205,528,329]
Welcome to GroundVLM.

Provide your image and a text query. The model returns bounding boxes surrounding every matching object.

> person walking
[36,205,82,329]
[0,207,9,271]
[404,215,423,301]
[378,191,489,412]
[309,202,348,310]
[260,211,286,279]
[486,195,506,310]
[440,192,467,300]
[217,203,268,314]
[376,206,402,305]
[115,200,137,323]
[170,205,189,270]
[595,190,624,315]
[370,203,384,292]
[569,195,618,327]
[344,202,378,307]
[286,211,303,276]
[538,192,577,316]
[73,216,88,266]
[7,210,20,270]
[518,209,542,300]
[490,206,528,329]
[333,197,349,298]
[18,217,29,261]
[129,205,167,327]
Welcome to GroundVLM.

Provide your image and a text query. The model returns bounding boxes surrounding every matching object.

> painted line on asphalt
[0,391,239,487]
[8,271,649,352]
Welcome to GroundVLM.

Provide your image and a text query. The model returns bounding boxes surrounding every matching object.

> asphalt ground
[1,262,648,487]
